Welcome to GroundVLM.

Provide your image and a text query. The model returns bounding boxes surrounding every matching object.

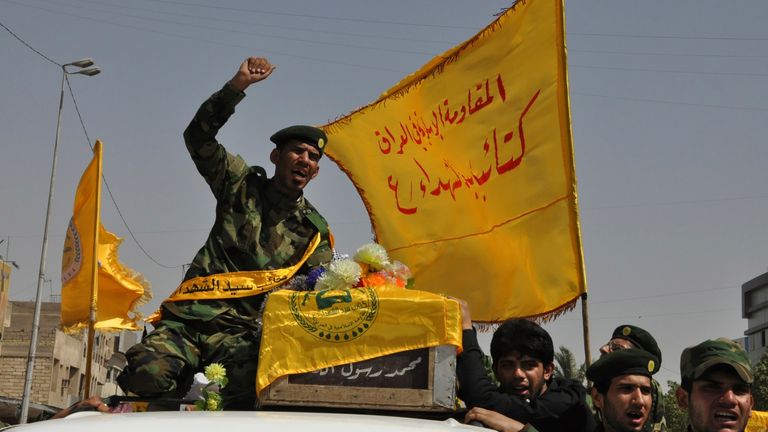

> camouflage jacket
[163,82,333,322]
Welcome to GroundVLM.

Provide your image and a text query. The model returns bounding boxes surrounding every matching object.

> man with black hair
[676,338,753,432]
[457,301,596,432]
[587,348,660,432]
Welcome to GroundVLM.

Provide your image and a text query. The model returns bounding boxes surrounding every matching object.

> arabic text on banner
[324,0,585,321]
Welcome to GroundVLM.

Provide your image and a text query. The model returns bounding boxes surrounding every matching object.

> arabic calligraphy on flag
[324,0,586,321]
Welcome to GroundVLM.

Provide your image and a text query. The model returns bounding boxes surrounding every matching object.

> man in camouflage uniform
[117,57,333,410]
[675,338,753,432]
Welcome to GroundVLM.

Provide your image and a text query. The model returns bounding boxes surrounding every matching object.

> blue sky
[1,0,768,387]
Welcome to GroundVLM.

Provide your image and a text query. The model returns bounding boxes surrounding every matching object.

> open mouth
[714,410,738,423]
[292,169,308,179]
[625,410,644,424]
[509,385,529,396]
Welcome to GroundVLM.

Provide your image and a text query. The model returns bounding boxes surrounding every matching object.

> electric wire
[64,77,182,269]
[1,18,182,269]
[45,0,454,45]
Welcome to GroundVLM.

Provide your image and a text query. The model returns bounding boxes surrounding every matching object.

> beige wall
[0,301,121,409]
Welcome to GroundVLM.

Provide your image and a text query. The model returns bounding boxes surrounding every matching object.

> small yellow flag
[61,141,150,332]
[324,0,585,321]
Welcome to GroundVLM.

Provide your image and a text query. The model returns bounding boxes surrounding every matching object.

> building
[0,301,137,423]
[742,271,768,365]
[0,262,12,351]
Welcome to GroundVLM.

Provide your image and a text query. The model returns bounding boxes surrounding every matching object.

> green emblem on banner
[290,287,379,343]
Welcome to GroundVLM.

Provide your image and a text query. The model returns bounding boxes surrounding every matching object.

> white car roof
[6,410,483,432]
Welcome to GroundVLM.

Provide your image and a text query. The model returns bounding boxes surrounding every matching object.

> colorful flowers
[294,242,414,291]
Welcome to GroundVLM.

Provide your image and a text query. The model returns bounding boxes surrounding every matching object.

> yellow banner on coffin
[256,285,463,394]
[324,0,585,321]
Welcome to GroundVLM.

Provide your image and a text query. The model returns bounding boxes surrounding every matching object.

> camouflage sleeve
[183,81,249,199]
[303,202,334,269]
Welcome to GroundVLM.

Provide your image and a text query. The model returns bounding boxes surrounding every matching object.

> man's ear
[309,164,319,180]
[591,387,604,411]
[270,148,279,165]
[675,386,689,410]
[543,362,555,381]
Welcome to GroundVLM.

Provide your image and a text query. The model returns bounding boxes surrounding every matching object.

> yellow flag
[324,0,585,322]
[61,141,150,332]
[95,225,151,330]
[747,410,768,432]
[257,285,462,394]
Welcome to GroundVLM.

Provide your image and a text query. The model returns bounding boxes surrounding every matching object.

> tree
[754,351,768,410]
[661,380,687,431]
[554,345,585,384]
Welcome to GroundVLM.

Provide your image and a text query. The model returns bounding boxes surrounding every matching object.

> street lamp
[19,58,100,424]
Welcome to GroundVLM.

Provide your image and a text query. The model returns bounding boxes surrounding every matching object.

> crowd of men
[458,298,758,432]
[47,57,761,432]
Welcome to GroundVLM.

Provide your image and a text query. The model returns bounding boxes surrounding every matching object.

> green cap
[611,325,662,364]
[587,348,659,384]
[270,125,328,156]
[680,338,753,384]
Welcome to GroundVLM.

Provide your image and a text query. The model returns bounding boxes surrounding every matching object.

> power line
[146,0,480,30]
[571,48,768,60]
[11,1,768,79]
[571,63,768,79]
[1,15,182,270]
[29,0,436,57]
[51,0,453,45]
[573,91,768,112]
[570,31,768,42]
[581,194,768,211]
[0,19,60,66]
[589,285,738,305]
[3,0,405,73]
[64,78,182,269]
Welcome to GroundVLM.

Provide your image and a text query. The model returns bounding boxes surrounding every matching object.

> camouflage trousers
[117,309,262,410]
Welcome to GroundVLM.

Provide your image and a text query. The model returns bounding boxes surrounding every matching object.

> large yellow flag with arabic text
[61,141,150,332]
[324,0,585,321]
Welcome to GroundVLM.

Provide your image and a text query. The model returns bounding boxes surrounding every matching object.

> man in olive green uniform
[587,349,660,432]
[117,57,333,410]
[599,325,665,432]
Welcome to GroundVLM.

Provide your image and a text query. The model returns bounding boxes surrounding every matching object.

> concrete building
[0,262,12,351]
[0,301,137,423]
[742,271,768,365]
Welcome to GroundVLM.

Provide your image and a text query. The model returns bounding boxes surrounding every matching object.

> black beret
[587,348,659,384]
[270,125,328,156]
[611,325,661,365]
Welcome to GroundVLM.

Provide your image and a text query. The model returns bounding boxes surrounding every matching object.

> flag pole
[83,141,103,399]
[580,293,591,367]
